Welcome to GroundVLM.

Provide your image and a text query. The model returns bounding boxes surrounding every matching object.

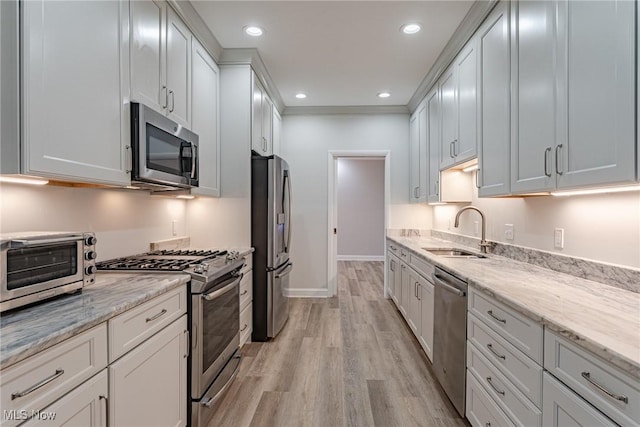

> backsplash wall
[432,187,640,268]
[0,183,187,261]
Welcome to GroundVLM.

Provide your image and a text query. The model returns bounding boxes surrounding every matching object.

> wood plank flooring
[207,261,467,427]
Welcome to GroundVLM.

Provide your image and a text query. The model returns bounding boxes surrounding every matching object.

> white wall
[337,158,385,259]
[281,113,432,294]
[433,183,640,268]
[0,183,187,261]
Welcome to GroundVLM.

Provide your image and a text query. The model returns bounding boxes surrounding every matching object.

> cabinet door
[400,263,410,318]
[272,108,282,156]
[477,1,511,197]
[417,101,428,201]
[407,269,421,336]
[109,315,188,427]
[409,111,420,202]
[510,0,557,193]
[455,38,478,163]
[191,39,220,197]
[166,7,191,128]
[543,373,617,427]
[439,66,458,169]
[387,255,396,300]
[23,370,108,427]
[556,0,635,189]
[419,278,434,362]
[426,87,441,203]
[22,0,130,185]
[130,0,166,114]
[262,95,273,155]
[252,77,265,154]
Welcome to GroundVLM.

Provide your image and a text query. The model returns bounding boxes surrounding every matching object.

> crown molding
[283,105,410,116]
[408,0,499,113]
[169,1,224,62]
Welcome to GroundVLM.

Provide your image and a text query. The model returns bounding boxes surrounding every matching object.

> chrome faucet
[454,206,491,253]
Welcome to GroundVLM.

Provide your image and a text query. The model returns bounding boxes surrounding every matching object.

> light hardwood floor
[207,261,467,427]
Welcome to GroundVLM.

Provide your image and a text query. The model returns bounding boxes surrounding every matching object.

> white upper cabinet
[409,99,427,203]
[477,1,511,197]
[190,39,220,197]
[252,75,273,156]
[510,0,558,193]
[22,0,131,186]
[131,2,192,128]
[439,66,458,170]
[455,37,478,163]
[556,0,636,189]
[272,108,282,156]
[426,87,441,203]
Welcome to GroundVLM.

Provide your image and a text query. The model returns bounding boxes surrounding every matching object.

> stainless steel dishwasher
[432,266,468,417]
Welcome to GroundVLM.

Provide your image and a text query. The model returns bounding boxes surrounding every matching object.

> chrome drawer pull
[487,310,506,324]
[146,309,167,323]
[485,424,491,427]
[240,290,248,296]
[487,343,506,360]
[241,324,248,332]
[486,377,505,396]
[99,394,109,427]
[581,372,628,404]
[11,369,65,400]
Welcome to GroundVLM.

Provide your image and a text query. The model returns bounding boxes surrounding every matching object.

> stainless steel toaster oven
[0,232,97,312]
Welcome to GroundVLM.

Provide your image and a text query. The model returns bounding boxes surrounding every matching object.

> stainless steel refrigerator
[251,154,292,341]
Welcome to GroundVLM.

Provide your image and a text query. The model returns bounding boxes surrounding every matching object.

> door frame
[327,150,391,297]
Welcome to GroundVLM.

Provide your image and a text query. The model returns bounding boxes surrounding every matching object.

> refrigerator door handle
[284,171,292,253]
[275,262,293,279]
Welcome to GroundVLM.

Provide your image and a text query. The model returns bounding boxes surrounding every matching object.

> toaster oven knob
[85,265,97,275]
[85,251,97,260]
[85,236,97,246]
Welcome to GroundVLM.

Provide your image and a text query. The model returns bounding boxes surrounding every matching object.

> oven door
[1,236,84,304]
[191,271,241,398]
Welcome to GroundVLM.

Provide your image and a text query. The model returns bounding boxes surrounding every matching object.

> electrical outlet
[474,221,479,236]
[504,224,514,241]
[554,228,564,249]
[448,218,451,230]
[172,220,178,236]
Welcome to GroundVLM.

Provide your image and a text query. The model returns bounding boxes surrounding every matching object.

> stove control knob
[85,251,97,260]
[85,235,97,246]
[85,265,97,275]
[193,263,208,274]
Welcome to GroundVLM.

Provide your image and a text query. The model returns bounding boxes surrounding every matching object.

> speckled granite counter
[0,273,189,370]
[387,235,640,380]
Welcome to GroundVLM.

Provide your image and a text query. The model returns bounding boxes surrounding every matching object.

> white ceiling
[191,1,474,108]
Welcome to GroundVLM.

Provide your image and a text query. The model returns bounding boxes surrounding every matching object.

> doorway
[327,151,390,297]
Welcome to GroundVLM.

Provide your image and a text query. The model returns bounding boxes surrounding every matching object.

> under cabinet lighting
[244,26,263,37]
[176,195,195,200]
[462,164,479,173]
[0,176,49,186]
[377,92,391,98]
[551,185,640,197]
[401,23,421,34]
[124,185,141,190]
[428,202,447,206]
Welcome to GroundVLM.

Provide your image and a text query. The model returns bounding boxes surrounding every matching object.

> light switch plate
[504,224,514,241]
[554,228,564,249]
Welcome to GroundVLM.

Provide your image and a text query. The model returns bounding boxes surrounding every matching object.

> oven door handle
[202,273,243,301]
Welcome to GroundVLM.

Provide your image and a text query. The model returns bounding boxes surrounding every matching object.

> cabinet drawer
[241,254,253,274]
[544,330,640,426]
[468,313,543,406]
[0,324,107,427]
[108,286,187,362]
[467,343,542,427]
[240,302,252,347]
[240,270,253,310]
[466,370,515,427]
[543,372,617,427]
[409,254,435,282]
[469,289,543,363]
[387,242,400,256]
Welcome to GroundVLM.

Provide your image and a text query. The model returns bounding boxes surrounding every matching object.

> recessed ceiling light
[244,26,263,37]
[401,23,421,35]
[377,92,391,99]
[295,93,307,99]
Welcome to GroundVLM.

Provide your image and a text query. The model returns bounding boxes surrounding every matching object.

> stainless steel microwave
[0,232,97,312]
[131,102,199,189]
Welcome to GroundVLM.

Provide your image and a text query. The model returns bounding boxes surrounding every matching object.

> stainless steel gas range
[97,249,245,427]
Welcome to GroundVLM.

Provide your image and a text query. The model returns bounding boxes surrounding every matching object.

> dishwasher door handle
[433,274,466,297]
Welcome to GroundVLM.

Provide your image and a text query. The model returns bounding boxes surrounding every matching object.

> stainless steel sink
[423,248,487,258]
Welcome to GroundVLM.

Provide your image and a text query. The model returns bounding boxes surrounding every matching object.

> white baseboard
[284,288,329,298]
[336,255,385,262]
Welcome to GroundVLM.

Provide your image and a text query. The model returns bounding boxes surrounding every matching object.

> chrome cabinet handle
[241,323,248,332]
[485,424,491,427]
[390,245,397,251]
[436,179,439,196]
[416,283,421,301]
[487,343,506,360]
[162,85,168,109]
[390,260,395,272]
[146,308,167,323]
[184,330,190,358]
[99,394,109,427]
[487,310,506,324]
[11,369,65,400]
[476,168,480,189]
[544,147,552,177]
[168,90,175,113]
[453,139,458,156]
[581,372,628,404]
[240,289,248,296]
[486,377,505,396]
[555,144,563,175]
[449,140,455,158]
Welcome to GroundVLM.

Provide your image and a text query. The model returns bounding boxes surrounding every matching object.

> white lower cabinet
[109,314,188,427]
[239,254,253,347]
[466,371,515,427]
[418,276,434,362]
[543,372,617,427]
[23,370,108,427]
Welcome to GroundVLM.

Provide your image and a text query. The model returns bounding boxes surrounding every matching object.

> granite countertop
[0,273,190,370]
[387,235,640,380]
